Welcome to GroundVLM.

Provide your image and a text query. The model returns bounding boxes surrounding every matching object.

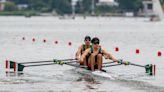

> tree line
[3,0,164,15]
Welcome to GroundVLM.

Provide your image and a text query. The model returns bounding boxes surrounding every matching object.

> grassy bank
[0,11,38,16]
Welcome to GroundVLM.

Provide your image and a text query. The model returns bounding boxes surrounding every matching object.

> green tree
[160,0,164,9]
[50,0,72,14]
[96,5,118,14]
[116,0,142,13]
[4,2,17,11]
[28,0,46,11]
[160,0,164,4]
[13,0,29,4]
[82,0,92,14]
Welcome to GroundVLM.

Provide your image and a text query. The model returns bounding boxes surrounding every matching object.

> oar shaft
[20,59,76,64]
[25,63,56,67]
[103,64,122,67]
[130,63,145,68]
[103,62,145,68]
[117,60,146,68]
[21,60,52,64]
[65,63,79,67]
[103,61,115,64]
[24,61,77,67]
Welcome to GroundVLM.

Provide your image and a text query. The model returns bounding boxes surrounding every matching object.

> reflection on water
[6,71,24,77]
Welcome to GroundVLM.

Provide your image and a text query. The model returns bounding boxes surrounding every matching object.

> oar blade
[145,64,156,76]
[18,63,25,71]
[9,61,25,71]
[9,61,15,68]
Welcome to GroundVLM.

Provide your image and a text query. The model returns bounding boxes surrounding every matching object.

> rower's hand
[80,57,84,63]
[75,56,80,61]
[76,57,81,62]
[75,57,78,60]
[104,55,108,59]
[114,59,120,63]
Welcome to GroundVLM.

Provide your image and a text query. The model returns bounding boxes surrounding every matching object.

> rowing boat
[5,59,156,77]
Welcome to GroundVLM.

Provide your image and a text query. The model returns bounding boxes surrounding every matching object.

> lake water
[0,16,164,92]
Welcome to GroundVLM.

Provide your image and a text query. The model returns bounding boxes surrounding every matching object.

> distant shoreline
[0,11,148,18]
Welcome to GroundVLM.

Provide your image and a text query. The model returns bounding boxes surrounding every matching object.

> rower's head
[91,37,100,48]
[84,35,91,45]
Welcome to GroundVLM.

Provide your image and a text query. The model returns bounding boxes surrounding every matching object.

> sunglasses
[85,39,91,41]
[93,42,99,44]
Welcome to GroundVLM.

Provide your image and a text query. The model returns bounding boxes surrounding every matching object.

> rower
[80,37,118,71]
[75,35,92,66]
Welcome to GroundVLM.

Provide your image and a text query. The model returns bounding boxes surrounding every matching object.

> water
[0,16,164,92]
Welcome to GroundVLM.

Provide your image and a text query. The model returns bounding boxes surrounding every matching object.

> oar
[17,60,108,72]
[103,63,122,67]
[20,59,76,64]
[9,59,76,69]
[116,60,144,67]
[17,60,77,71]
[103,61,116,64]
[103,60,155,76]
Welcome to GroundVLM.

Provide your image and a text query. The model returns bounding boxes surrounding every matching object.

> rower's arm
[102,49,118,62]
[80,48,90,62]
[75,45,83,60]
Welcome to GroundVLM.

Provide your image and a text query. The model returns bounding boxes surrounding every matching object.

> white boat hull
[92,70,114,79]
[74,67,114,80]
